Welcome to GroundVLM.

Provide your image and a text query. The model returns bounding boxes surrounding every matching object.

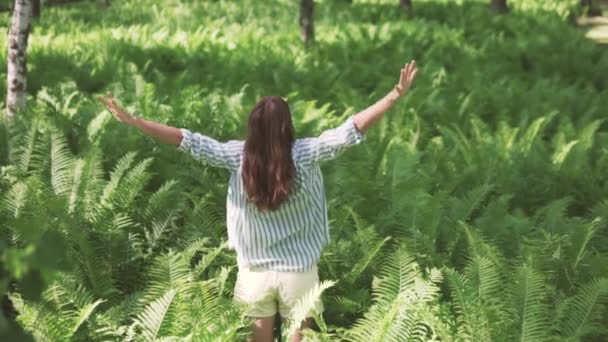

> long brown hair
[242,96,296,211]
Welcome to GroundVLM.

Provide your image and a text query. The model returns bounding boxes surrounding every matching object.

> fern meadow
[1,0,608,340]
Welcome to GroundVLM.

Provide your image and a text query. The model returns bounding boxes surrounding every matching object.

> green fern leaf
[554,278,608,340]
[285,280,335,340]
[133,289,177,341]
[511,264,549,342]
[49,128,74,197]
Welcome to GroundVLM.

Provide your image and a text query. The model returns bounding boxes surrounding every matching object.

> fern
[447,184,494,224]
[100,152,137,208]
[8,119,45,175]
[345,248,442,342]
[510,264,550,342]
[69,149,104,216]
[518,115,554,155]
[108,158,153,210]
[141,252,192,306]
[141,179,181,223]
[284,280,335,340]
[465,255,502,304]
[553,278,608,340]
[0,181,29,218]
[193,241,227,277]
[132,289,177,341]
[49,128,74,197]
[444,268,493,341]
[12,280,105,341]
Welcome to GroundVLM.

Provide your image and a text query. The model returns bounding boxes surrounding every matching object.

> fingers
[402,60,417,85]
[399,61,416,84]
[409,68,418,83]
[97,92,120,111]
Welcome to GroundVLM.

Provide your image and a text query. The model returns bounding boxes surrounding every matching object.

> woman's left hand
[395,60,418,97]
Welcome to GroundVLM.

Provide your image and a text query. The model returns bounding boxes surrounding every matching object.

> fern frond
[285,280,335,340]
[72,234,119,298]
[142,179,181,223]
[345,249,442,342]
[553,278,608,340]
[142,252,192,305]
[8,119,45,174]
[457,221,505,269]
[87,110,111,142]
[100,152,137,207]
[68,159,85,214]
[447,184,493,223]
[0,181,29,217]
[465,255,502,303]
[110,158,153,209]
[518,114,554,154]
[444,268,492,341]
[193,241,227,278]
[49,128,74,197]
[510,264,549,342]
[144,210,179,254]
[569,218,600,278]
[69,148,104,217]
[133,289,177,341]
[11,292,54,341]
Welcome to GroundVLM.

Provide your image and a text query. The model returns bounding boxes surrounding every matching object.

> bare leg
[280,316,315,342]
[247,316,275,342]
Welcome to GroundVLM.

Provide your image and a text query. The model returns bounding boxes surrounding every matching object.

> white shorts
[232,264,324,318]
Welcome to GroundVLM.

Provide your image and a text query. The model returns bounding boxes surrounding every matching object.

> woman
[99,61,418,342]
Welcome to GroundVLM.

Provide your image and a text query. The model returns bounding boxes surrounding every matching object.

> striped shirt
[177,116,364,272]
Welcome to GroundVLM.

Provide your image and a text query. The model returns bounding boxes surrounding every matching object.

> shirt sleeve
[177,128,244,171]
[294,116,365,166]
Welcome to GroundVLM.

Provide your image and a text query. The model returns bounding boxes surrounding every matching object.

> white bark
[6,0,32,120]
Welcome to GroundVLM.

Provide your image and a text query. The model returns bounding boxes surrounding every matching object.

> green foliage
[1,0,608,341]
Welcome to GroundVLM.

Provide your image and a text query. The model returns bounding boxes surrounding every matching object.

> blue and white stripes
[178,116,364,272]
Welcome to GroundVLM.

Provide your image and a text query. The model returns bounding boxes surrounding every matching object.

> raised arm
[98,94,183,146]
[353,60,418,134]
[98,94,242,170]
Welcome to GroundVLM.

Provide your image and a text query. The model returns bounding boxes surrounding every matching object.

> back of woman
[99,61,418,342]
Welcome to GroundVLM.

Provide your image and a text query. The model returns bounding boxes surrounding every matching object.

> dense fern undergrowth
[1,0,608,340]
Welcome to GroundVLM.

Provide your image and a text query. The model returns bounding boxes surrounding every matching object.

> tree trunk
[581,0,602,16]
[490,0,508,13]
[32,0,40,18]
[6,0,32,120]
[300,0,314,45]
[400,0,412,11]
[98,0,110,7]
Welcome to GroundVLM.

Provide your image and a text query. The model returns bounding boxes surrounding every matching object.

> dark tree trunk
[32,0,40,18]
[490,0,508,13]
[400,0,412,11]
[300,0,314,45]
[581,0,602,16]
[98,0,110,7]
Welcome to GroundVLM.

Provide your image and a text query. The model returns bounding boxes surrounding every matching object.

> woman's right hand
[97,93,135,125]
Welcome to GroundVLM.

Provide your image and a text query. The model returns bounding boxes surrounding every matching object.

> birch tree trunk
[6,0,32,120]
[300,0,314,45]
